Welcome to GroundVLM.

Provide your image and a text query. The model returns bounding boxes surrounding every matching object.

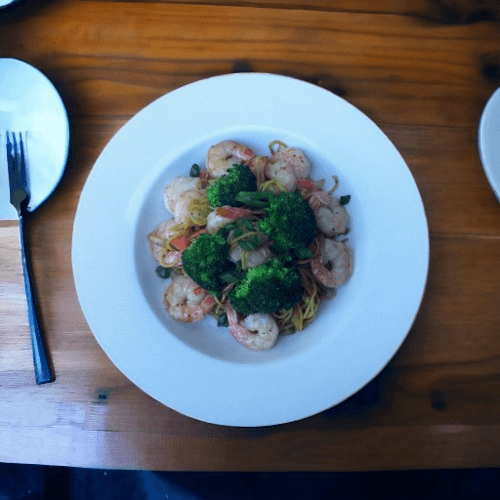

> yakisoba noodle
[148,140,353,350]
[274,237,331,333]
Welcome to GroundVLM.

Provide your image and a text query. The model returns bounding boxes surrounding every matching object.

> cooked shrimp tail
[225,302,279,350]
[206,140,255,178]
[309,191,349,236]
[311,238,353,288]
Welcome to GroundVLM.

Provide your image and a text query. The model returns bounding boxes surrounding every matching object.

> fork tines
[6,131,24,159]
[6,131,30,211]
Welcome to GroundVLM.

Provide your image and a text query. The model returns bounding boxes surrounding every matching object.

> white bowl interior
[134,127,362,363]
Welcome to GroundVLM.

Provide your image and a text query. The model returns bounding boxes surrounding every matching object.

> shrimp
[229,243,273,268]
[163,176,200,215]
[164,275,216,323]
[225,302,279,351]
[265,145,311,191]
[264,160,298,192]
[311,238,353,288]
[174,188,208,225]
[206,140,255,178]
[148,219,183,267]
[160,250,183,267]
[206,206,254,233]
[270,145,310,180]
[309,190,348,236]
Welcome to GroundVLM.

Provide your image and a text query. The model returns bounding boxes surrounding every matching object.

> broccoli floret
[207,164,257,207]
[258,192,317,253]
[228,258,303,315]
[181,233,229,293]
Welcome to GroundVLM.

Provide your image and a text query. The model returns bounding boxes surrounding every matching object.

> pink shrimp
[164,275,216,323]
[163,176,201,215]
[311,238,353,288]
[264,160,298,192]
[264,144,311,192]
[225,302,279,351]
[308,190,349,236]
[206,140,255,178]
[161,251,183,267]
[270,144,310,179]
[173,189,208,225]
[148,219,183,268]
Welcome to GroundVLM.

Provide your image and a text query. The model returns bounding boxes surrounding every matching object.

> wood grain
[2,424,500,470]
[1,0,500,470]
[2,221,499,468]
[81,0,500,23]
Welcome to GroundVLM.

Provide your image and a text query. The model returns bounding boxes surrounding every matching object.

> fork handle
[19,214,55,384]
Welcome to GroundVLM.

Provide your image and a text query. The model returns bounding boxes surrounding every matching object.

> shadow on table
[1,463,499,500]
[0,0,62,24]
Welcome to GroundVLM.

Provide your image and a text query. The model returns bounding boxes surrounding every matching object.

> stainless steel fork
[6,132,54,384]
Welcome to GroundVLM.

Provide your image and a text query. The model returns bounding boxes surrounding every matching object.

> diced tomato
[170,232,191,251]
[170,226,208,251]
[298,179,316,189]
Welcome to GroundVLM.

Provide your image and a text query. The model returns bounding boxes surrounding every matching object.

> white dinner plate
[479,87,500,202]
[0,0,19,7]
[0,58,69,219]
[72,73,429,427]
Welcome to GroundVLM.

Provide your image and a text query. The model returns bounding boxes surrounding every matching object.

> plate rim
[72,72,429,426]
[0,57,70,214]
[478,87,500,202]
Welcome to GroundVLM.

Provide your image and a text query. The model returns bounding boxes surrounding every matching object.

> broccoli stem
[235,191,275,208]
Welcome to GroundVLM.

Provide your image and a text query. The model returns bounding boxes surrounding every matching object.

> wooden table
[1,0,500,471]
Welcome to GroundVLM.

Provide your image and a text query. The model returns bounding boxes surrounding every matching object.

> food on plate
[207,164,257,207]
[228,257,303,315]
[182,233,230,293]
[148,140,353,350]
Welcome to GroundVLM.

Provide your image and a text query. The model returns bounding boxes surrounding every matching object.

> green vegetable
[219,269,243,284]
[238,234,265,251]
[155,266,171,279]
[257,192,317,253]
[293,247,313,260]
[217,313,229,327]
[190,164,201,177]
[219,217,267,253]
[181,233,230,293]
[207,164,257,207]
[339,195,351,205]
[228,258,303,315]
[235,190,274,208]
[220,217,253,238]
